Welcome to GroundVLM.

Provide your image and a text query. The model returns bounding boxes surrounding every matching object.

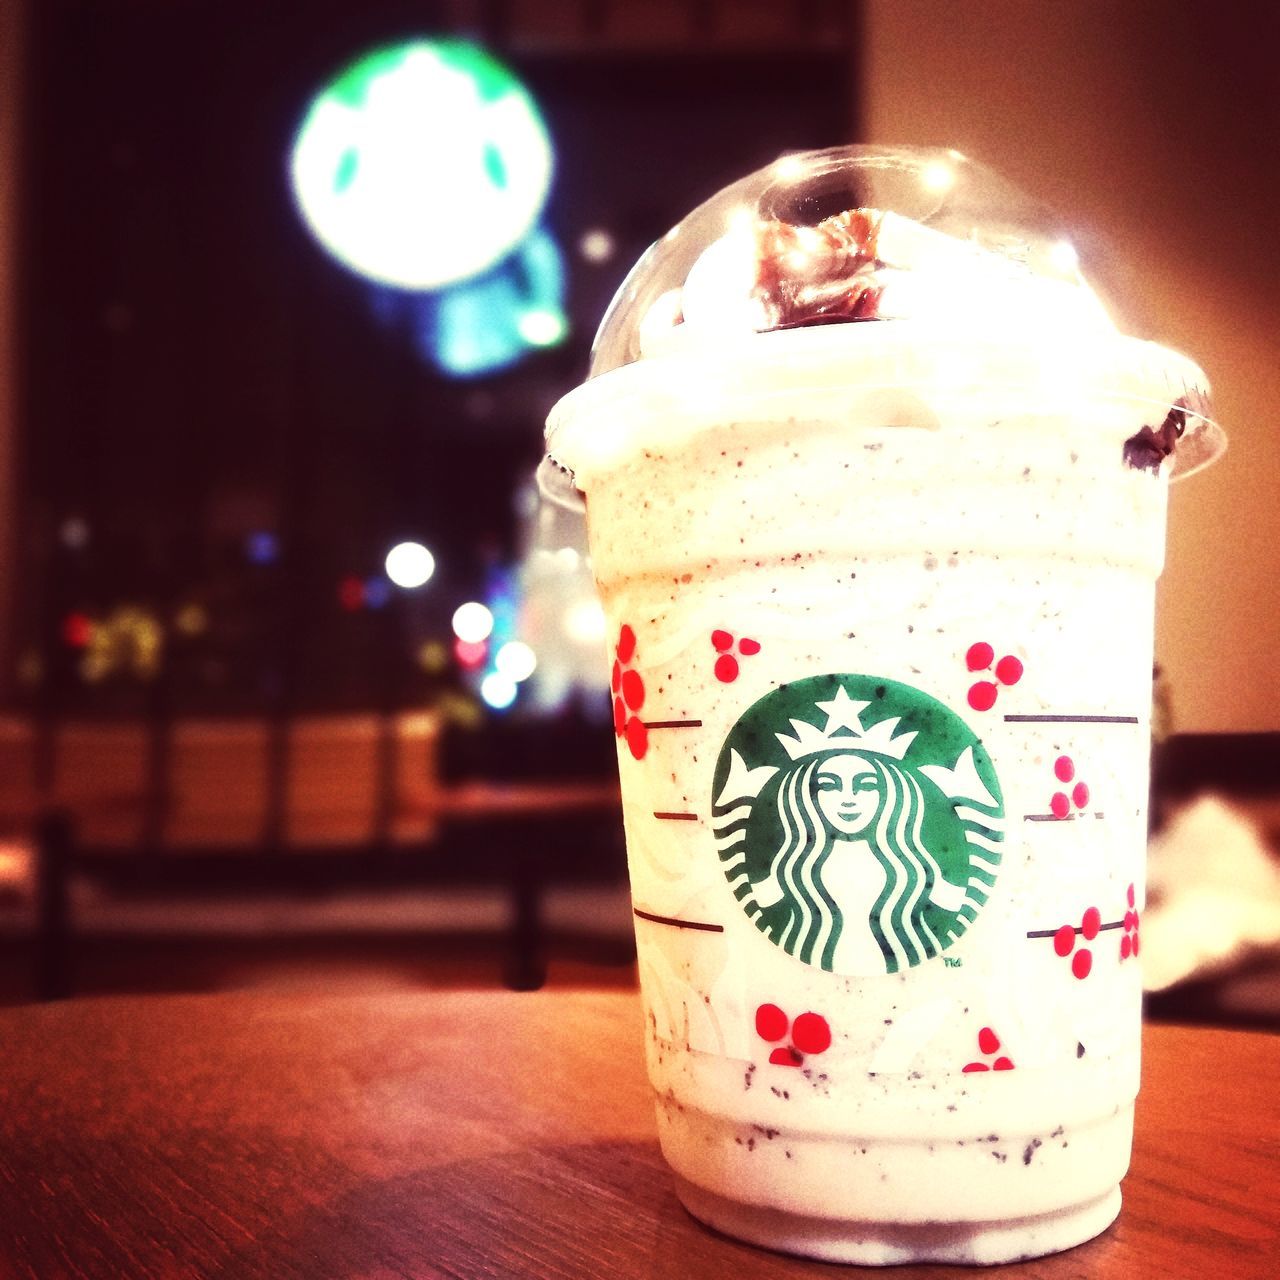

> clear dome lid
[542,145,1222,506]
[590,144,1123,376]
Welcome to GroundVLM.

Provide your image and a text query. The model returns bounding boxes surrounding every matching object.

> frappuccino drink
[540,147,1223,1266]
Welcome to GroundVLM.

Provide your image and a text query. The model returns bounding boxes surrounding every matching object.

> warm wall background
[0,0,22,704]
[863,0,1280,732]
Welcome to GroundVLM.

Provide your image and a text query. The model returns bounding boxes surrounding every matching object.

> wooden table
[0,992,1274,1279]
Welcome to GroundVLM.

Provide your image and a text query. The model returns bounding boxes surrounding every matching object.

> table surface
[0,991,1275,1280]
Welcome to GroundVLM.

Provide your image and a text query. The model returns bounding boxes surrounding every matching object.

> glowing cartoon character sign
[290,39,554,290]
[712,676,1006,975]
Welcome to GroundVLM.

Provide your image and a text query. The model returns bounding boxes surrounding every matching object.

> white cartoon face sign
[712,675,1006,975]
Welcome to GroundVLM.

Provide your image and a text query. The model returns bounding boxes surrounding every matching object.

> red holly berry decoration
[755,1002,788,1041]
[791,1012,832,1055]
[625,716,649,761]
[715,654,739,683]
[994,655,1023,685]
[1049,756,1091,818]
[965,642,1024,711]
[966,642,994,671]
[620,669,645,712]
[754,1002,831,1067]
[963,1025,1016,1073]
[616,624,636,664]
[611,624,647,759]
[710,628,761,683]
[1049,911,1098,979]
[1120,883,1141,961]
[968,681,998,712]
[1081,906,1101,941]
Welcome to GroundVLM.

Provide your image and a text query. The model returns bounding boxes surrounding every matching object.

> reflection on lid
[590,146,1118,377]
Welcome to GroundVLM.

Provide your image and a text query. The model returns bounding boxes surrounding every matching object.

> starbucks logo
[712,675,1004,975]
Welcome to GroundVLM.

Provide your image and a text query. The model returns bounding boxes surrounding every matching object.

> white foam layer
[545,324,1220,494]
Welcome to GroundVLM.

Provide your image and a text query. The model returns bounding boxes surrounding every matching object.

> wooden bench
[12,713,626,998]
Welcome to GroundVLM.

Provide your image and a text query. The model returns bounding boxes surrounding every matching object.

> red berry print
[963,1025,1015,1073]
[616,624,636,664]
[964,643,1024,711]
[1040,903,1114,979]
[1048,757,1092,817]
[755,1003,788,1041]
[966,642,994,671]
[1120,883,1140,962]
[755,1002,831,1067]
[714,654,740,684]
[625,715,649,761]
[621,668,645,712]
[968,681,998,712]
[1054,916,1095,972]
[792,1012,831,1055]
[709,629,760,683]
[611,624,648,759]
[994,654,1023,685]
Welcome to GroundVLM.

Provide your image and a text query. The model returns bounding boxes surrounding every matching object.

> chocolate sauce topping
[754,210,884,330]
[1123,402,1189,474]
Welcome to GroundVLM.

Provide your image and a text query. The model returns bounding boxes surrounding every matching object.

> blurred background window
[15,0,854,729]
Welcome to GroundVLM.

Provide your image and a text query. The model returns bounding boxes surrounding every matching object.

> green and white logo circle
[712,674,1004,975]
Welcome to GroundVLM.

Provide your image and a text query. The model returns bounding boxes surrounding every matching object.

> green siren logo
[712,675,1004,975]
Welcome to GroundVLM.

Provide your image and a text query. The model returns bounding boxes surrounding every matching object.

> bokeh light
[494,639,536,682]
[338,576,365,610]
[579,228,615,263]
[290,39,553,289]
[418,640,449,673]
[174,603,209,636]
[454,637,488,669]
[417,225,567,377]
[452,601,494,643]
[245,531,280,565]
[564,598,606,645]
[385,541,436,589]
[60,516,90,551]
[480,671,518,709]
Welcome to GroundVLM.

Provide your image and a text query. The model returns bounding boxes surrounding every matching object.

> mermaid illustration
[713,681,1003,975]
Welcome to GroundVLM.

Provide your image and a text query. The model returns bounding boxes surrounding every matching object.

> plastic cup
[541,147,1222,1266]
